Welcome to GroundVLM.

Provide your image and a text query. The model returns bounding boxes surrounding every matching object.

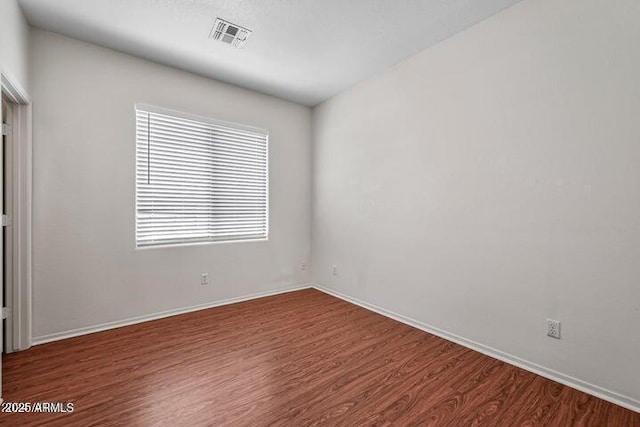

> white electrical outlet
[332,265,338,276]
[547,319,561,339]
[301,262,307,271]
[201,273,208,285]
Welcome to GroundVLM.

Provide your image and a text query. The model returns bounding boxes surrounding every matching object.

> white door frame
[1,68,33,352]
[3,96,15,353]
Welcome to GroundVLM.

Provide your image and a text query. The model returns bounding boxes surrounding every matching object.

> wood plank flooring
[1,289,638,426]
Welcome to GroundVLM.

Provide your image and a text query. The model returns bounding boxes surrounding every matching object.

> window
[135,105,268,248]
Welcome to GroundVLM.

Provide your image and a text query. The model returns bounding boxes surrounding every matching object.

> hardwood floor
[2,289,638,426]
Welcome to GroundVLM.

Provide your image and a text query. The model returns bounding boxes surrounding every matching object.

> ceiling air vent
[209,18,252,48]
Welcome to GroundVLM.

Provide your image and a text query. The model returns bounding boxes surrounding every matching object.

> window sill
[135,237,269,251]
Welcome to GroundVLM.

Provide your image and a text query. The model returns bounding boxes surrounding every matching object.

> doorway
[2,97,14,354]
[0,69,32,359]
[0,70,32,402]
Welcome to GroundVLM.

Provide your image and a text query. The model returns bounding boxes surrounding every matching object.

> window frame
[134,104,269,250]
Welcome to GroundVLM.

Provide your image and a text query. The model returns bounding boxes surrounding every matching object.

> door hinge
[1,123,11,136]
[1,215,10,227]
[1,307,10,320]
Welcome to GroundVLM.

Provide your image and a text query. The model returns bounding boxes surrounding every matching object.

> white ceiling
[19,0,522,106]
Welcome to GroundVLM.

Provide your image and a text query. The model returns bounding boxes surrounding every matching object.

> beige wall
[312,0,640,406]
[31,29,312,339]
[0,0,30,91]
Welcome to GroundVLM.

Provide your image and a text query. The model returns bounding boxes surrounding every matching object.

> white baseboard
[312,284,640,414]
[29,282,639,413]
[32,284,312,345]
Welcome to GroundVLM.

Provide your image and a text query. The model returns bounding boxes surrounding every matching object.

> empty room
[0,0,639,425]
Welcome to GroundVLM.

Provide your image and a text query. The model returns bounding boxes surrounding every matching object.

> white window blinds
[135,105,268,248]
